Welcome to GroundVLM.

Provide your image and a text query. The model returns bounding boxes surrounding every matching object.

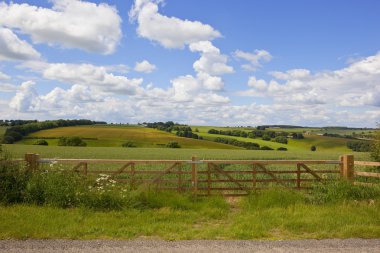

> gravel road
[1,239,379,253]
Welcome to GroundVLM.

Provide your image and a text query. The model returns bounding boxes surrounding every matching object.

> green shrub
[260,146,273,150]
[0,146,30,204]
[81,174,126,211]
[166,141,181,148]
[274,136,288,144]
[2,135,14,144]
[58,137,86,146]
[310,145,316,151]
[277,147,288,151]
[122,141,136,147]
[25,167,85,208]
[82,190,126,211]
[33,139,48,146]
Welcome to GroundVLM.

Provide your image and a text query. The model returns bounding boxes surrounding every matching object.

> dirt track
[1,239,379,253]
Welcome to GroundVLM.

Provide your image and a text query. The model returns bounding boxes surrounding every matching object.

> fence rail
[18,153,361,196]
[353,160,380,186]
[16,153,380,196]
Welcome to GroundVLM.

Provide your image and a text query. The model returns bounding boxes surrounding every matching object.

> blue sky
[0,0,379,127]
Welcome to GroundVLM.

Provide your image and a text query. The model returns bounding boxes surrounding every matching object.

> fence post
[340,155,354,181]
[191,155,198,196]
[25,153,40,172]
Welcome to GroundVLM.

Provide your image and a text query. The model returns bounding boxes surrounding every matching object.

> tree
[34,139,48,146]
[371,127,380,162]
[166,141,181,148]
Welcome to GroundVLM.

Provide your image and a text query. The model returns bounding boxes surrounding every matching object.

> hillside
[193,126,352,152]
[18,125,238,149]
[7,122,373,152]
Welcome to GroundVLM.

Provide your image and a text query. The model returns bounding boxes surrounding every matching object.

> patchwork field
[18,125,237,149]
[8,124,367,153]
[193,126,352,152]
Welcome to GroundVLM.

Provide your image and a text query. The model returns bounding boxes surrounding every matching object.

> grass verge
[1,185,379,240]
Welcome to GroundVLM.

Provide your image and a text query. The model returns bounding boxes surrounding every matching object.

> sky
[0,0,379,127]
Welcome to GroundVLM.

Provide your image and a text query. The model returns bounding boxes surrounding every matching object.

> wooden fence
[18,153,379,196]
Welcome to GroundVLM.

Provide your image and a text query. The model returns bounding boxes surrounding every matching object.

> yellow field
[21,125,238,149]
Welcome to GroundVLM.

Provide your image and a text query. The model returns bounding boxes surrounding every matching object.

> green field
[4,144,369,161]
[18,125,237,149]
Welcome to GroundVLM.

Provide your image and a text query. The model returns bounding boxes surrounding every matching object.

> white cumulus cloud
[0,0,122,54]
[129,0,221,49]
[0,27,40,61]
[190,41,234,76]
[24,62,144,95]
[239,52,380,108]
[134,60,156,73]
[9,81,40,112]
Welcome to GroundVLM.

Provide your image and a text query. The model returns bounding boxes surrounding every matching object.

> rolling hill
[18,125,239,149]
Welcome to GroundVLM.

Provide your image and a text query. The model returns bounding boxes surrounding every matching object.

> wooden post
[191,156,198,196]
[340,155,354,181]
[296,163,301,189]
[252,164,257,190]
[25,153,40,172]
[207,163,211,196]
[178,164,182,192]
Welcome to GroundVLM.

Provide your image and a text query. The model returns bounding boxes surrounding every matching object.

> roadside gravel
[1,239,379,253]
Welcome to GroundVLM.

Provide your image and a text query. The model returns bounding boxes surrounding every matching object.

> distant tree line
[323,133,355,139]
[0,120,38,126]
[2,119,106,144]
[145,121,186,132]
[214,137,260,150]
[145,121,202,140]
[346,140,372,152]
[207,129,303,145]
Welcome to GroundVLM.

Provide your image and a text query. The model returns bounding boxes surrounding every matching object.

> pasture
[3,144,369,160]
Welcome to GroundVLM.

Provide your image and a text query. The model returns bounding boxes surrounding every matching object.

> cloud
[129,0,220,49]
[190,41,234,76]
[0,0,121,54]
[234,49,272,71]
[270,69,310,80]
[0,83,17,92]
[0,27,40,61]
[0,71,10,80]
[134,60,156,73]
[9,81,40,112]
[239,52,380,108]
[23,62,144,95]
